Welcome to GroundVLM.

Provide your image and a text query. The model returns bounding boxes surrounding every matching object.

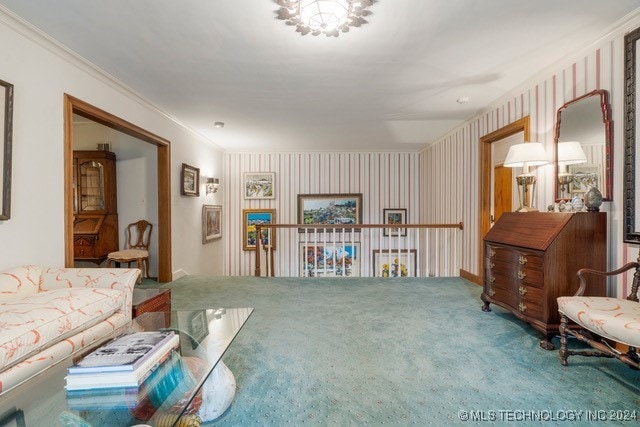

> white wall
[0,11,224,277]
[422,13,640,297]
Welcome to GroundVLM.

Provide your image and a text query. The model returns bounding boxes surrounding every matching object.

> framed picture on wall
[181,163,200,197]
[297,193,362,232]
[382,208,407,237]
[202,204,222,243]
[244,172,275,199]
[372,249,417,277]
[0,79,14,221]
[243,208,276,251]
[299,242,360,277]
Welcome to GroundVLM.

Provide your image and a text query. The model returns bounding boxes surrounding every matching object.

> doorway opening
[479,116,530,275]
[64,95,173,282]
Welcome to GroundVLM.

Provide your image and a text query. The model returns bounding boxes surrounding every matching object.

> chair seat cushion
[557,296,640,347]
[108,249,149,261]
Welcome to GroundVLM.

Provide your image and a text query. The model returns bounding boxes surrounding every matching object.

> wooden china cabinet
[481,212,606,349]
[72,150,119,264]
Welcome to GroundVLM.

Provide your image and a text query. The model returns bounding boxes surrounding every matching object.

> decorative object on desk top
[571,196,584,212]
[583,186,603,212]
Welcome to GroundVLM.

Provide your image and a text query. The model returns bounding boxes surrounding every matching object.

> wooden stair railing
[254,222,463,277]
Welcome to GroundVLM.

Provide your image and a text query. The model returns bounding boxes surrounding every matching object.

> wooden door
[493,165,512,225]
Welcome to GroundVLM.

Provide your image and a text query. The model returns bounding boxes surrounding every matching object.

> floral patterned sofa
[0,265,140,394]
[557,253,640,369]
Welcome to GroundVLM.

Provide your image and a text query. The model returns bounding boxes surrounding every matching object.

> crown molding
[0,5,223,150]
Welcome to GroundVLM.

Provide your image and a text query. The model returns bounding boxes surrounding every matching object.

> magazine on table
[68,331,178,374]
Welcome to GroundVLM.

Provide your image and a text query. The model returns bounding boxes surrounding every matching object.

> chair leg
[136,259,143,285]
[559,314,569,366]
[144,259,151,281]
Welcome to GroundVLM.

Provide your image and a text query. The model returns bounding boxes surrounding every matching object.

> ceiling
[1,1,640,152]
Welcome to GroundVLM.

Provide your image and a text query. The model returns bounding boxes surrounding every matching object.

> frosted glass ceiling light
[276,0,374,37]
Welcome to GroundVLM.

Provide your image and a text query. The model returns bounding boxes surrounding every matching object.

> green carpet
[162,276,640,425]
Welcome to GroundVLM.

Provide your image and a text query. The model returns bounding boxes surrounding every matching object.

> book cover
[68,331,177,374]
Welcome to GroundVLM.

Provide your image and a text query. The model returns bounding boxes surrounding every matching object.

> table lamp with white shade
[504,142,549,212]
[556,141,587,198]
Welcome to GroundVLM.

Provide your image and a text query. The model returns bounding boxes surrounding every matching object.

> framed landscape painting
[181,163,200,197]
[372,249,417,277]
[297,193,362,231]
[383,208,407,237]
[202,204,222,243]
[299,242,360,277]
[244,172,275,199]
[243,208,276,251]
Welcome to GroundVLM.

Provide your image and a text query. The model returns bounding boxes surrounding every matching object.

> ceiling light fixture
[214,122,225,128]
[275,0,374,37]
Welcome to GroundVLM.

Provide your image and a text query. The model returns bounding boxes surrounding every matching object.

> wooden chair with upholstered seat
[557,251,640,370]
[107,220,152,284]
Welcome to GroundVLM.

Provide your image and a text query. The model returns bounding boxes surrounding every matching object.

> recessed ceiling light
[456,97,470,104]
[214,122,225,128]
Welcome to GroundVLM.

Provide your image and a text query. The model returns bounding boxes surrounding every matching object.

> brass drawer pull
[488,289,495,297]
[489,261,495,269]
[518,302,527,312]
[519,255,527,265]
[517,270,526,280]
[489,276,496,283]
[518,286,527,296]
[489,248,496,257]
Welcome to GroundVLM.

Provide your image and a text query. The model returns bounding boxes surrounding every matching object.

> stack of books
[65,330,179,391]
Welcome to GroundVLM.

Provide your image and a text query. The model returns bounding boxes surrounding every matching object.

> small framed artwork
[202,204,222,243]
[372,249,417,277]
[243,208,276,251]
[244,172,275,199]
[181,163,200,197]
[383,208,407,237]
[568,164,600,195]
[297,193,363,232]
[300,242,360,277]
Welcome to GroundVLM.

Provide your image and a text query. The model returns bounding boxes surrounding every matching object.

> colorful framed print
[297,193,362,231]
[299,242,360,277]
[372,249,417,277]
[202,204,222,243]
[243,208,276,251]
[244,172,275,199]
[383,208,407,237]
[181,163,200,197]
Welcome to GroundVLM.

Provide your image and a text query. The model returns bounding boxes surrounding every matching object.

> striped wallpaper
[422,33,639,297]
[222,152,422,276]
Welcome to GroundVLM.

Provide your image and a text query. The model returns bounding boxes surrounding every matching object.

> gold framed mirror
[553,89,612,202]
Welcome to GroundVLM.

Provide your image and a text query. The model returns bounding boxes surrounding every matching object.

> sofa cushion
[557,296,640,347]
[0,287,124,370]
[0,265,42,301]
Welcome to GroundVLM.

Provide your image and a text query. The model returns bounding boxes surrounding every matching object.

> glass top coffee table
[0,307,253,427]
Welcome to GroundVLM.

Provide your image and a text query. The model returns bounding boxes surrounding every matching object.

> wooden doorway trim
[64,95,173,282]
[479,116,530,275]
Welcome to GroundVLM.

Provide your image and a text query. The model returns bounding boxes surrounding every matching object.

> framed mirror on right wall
[554,89,612,202]
[624,27,640,244]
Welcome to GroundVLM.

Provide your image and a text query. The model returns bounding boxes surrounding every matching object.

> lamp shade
[504,142,549,168]
[557,141,587,165]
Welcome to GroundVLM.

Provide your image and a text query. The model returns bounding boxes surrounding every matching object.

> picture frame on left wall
[202,204,222,243]
[181,163,200,196]
[0,79,14,221]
